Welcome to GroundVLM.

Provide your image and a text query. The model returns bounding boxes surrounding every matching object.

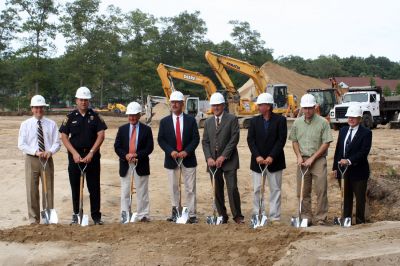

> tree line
[1,0,399,111]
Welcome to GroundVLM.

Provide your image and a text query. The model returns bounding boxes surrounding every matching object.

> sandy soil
[0,115,399,265]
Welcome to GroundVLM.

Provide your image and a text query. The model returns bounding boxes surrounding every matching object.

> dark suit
[158,114,200,169]
[114,122,154,177]
[333,125,372,224]
[202,112,243,220]
[247,113,287,173]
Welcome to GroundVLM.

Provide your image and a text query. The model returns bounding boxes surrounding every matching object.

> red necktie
[129,125,136,154]
[176,116,182,152]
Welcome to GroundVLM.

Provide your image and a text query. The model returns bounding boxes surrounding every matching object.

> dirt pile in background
[239,62,328,98]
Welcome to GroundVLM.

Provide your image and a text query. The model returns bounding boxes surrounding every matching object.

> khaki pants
[120,169,150,220]
[167,165,196,217]
[296,156,328,222]
[25,155,54,223]
[252,170,282,221]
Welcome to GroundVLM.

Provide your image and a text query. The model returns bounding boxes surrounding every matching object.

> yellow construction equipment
[107,103,126,113]
[205,50,297,117]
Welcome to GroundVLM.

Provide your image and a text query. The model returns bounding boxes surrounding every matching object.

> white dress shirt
[215,112,224,127]
[18,117,61,156]
[172,113,183,139]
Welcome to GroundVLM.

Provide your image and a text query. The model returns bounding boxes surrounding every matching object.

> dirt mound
[238,62,328,98]
[0,222,312,265]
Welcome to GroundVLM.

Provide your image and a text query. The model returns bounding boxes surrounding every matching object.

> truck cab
[329,87,381,129]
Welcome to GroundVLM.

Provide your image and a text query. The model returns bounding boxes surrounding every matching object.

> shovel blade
[79,214,89,227]
[291,217,300,227]
[300,218,308,228]
[176,207,189,224]
[49,209,58,224]
[250,214,268,228]
[129,212,138,223]
[206,215,223,225]
[343,217,352,227]
[40,210,50,224]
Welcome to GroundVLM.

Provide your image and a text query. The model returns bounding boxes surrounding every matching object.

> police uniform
[59,108,107,221]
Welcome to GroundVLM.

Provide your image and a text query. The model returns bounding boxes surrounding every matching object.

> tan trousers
[167,165,196,217]
[120,169,150,220]
[25,155,54,223]
[296,156,328,222]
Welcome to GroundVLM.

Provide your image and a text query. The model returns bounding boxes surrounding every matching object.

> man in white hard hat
[247,93,287,224]
[289,93,333,226]
[332,104,372,224]
[114,102,154,223]
[59,86,107,225]
[18,95,61,224]
[202,92,244,224]
[158,91,200,223]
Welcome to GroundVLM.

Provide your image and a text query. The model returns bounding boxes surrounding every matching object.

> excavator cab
[185,97,199,117]
[307,88,337,118]
[266,84,288,110]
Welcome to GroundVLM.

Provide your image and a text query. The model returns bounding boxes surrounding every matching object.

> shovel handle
[79,172,84,209]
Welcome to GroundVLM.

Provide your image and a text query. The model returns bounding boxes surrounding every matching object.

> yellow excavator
[147,63,216,126]
[205,51,297,118]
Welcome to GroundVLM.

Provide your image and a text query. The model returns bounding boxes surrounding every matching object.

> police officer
[59,87,107,225]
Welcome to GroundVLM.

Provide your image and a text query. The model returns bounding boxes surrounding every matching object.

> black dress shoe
[140,217,150,222]
[222,216,228,224]
[166,207,177,222]
[93,219,104,225]
[233,216,244,224]
[188,217,198,224]
[70,214,79,225]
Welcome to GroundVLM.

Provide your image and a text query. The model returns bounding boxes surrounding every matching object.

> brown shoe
[233,216,244,224]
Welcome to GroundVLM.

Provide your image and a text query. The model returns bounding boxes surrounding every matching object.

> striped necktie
[37,120,45,152]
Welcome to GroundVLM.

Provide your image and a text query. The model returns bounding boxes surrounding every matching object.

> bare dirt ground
[0,115,399,265]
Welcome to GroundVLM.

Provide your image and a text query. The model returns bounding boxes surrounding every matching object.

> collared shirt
[289,114,333,157]
[215,112,224,127]
[59,108,107,150]
[129,122,140,148]
[172,113,183,139]
[343,124,359,156]
[263,117,270,131]
[18,117,61,156]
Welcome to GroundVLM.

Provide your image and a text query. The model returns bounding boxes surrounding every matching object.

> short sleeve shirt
[59,109,107,150]
[289,114,333,157]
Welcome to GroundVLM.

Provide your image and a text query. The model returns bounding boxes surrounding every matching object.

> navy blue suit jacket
[114,122,154,177]
[157,113,200,169]
[333,125,372,180]
[247,113,287,173]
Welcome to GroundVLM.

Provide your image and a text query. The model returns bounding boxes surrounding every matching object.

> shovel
[122,160,139,223]
[251,164,269,229]
[174,157,189,224]
[206,167,223,225]
[39,158,58,224]
[333,162,351,227]
[77,163,89,226]
[291,166,309,228]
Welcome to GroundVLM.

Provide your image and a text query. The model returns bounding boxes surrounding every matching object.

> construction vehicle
[97,103,127,113]
[205,50,297,122]
[306,88,338,120]
[329,86,400,129]
[146,63,213,125]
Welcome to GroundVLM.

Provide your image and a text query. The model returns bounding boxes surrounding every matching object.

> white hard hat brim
[301,103,315,108]
[31,103,49,107]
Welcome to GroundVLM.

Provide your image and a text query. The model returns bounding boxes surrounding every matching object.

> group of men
[18,86,372,226]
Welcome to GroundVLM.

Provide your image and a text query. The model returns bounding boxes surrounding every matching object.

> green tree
[396,83,400,96]
[10,0,58,95]
[383,85,392,96]
[369,77,376,87]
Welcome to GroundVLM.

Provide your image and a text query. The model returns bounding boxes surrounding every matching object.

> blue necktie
[344,128,353,158]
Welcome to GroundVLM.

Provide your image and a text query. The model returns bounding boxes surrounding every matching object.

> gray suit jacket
[202,112,240,171]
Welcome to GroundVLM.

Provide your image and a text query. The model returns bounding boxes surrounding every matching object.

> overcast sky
[2,0,400,61]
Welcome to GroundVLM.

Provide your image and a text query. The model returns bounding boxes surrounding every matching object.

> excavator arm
[205,51,267,97]
[156,63,217,100]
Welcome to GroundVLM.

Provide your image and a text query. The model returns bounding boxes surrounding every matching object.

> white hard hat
[210,92,225,105]
[345,104,362,117]
[75,86,92,99]
[30,95,48,107]
[170,91,184,101]
[256,93,274,105]
[126,102,142,115]
[300,94,316,108]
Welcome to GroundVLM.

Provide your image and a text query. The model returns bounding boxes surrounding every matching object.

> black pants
[210,169,243,220]
[68,154,101,221]
[342,178,368,224]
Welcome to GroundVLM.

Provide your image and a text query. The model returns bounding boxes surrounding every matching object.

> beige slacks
[25,155,54,223]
